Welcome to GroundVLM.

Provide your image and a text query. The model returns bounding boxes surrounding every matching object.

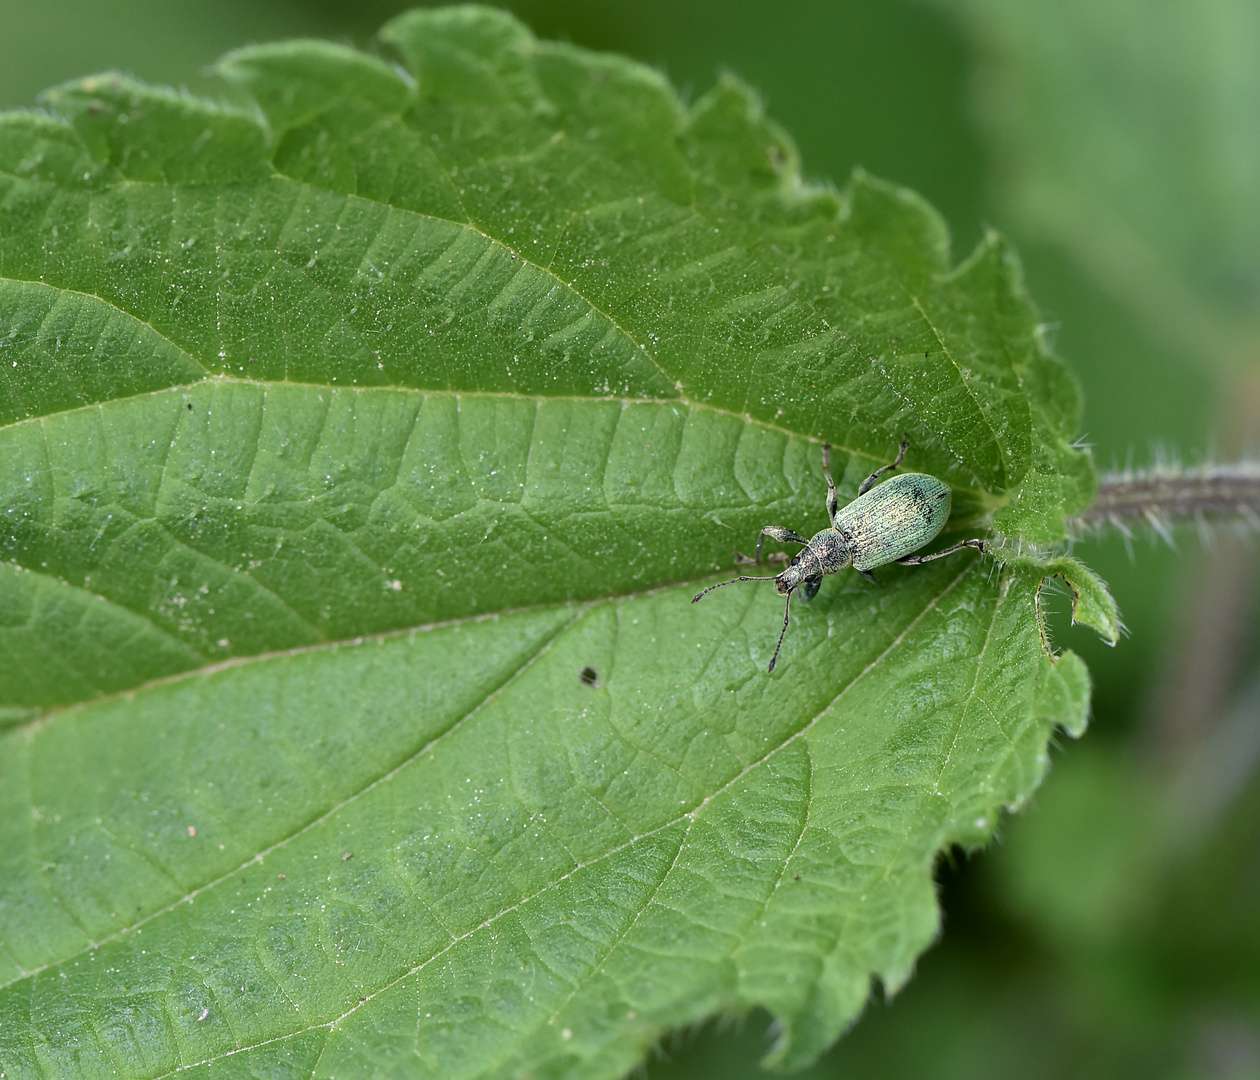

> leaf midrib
[2,371,986,728]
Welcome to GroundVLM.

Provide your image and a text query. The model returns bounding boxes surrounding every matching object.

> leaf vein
[0,276,209,376]
[0,604,584,990]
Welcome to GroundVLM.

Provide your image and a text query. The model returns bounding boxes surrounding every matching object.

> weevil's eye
[579,666,599,688]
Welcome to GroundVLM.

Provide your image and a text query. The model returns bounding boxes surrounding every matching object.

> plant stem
[1068,462,1260,536]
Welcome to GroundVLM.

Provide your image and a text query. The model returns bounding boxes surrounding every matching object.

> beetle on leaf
[693,439,988,672]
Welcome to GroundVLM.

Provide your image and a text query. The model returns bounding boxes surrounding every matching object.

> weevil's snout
[774,566,804,596]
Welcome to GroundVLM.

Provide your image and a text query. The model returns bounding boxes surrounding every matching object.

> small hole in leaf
[579,666,598,688]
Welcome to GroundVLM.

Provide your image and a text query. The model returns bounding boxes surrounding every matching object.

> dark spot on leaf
[579,666,598,687]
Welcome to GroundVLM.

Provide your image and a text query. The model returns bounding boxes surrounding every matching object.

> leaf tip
[1038,556,1122,647]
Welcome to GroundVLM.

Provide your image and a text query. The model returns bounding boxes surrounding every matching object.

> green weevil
[692,439,987,672]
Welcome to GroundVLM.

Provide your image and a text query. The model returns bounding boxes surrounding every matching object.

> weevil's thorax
[806,527,852,573]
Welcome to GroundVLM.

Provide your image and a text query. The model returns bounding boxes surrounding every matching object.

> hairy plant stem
[1068,462,1260,537]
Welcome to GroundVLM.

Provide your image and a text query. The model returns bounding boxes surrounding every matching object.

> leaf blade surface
[0,7,1105,1076]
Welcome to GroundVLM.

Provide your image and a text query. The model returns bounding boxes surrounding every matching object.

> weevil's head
[772,564,806,596]
[773,548,824,595]
[773,540,840,596]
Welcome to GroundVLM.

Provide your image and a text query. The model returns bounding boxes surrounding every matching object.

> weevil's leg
[858,568,880,584]
[801,575,822,602]
[692,574,780,603]
[897,538,987,565]
[767,590,794,673]
[857,437,910,496]
[753,525,809,564]
[822,442,839,523]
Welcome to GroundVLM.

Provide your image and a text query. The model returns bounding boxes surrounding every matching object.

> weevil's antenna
[768,590,793,672]
[691,575,780,603]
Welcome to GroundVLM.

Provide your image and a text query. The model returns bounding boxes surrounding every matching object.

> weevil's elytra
[692,439,987,672]
[840,473,952,571]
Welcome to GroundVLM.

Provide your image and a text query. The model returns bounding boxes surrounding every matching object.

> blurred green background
[3,1,1255,1076]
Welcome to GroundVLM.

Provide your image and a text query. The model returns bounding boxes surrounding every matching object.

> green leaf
[0,7,1107,1076]
[1038,556,1123,647]
[1033,648,1092,740]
